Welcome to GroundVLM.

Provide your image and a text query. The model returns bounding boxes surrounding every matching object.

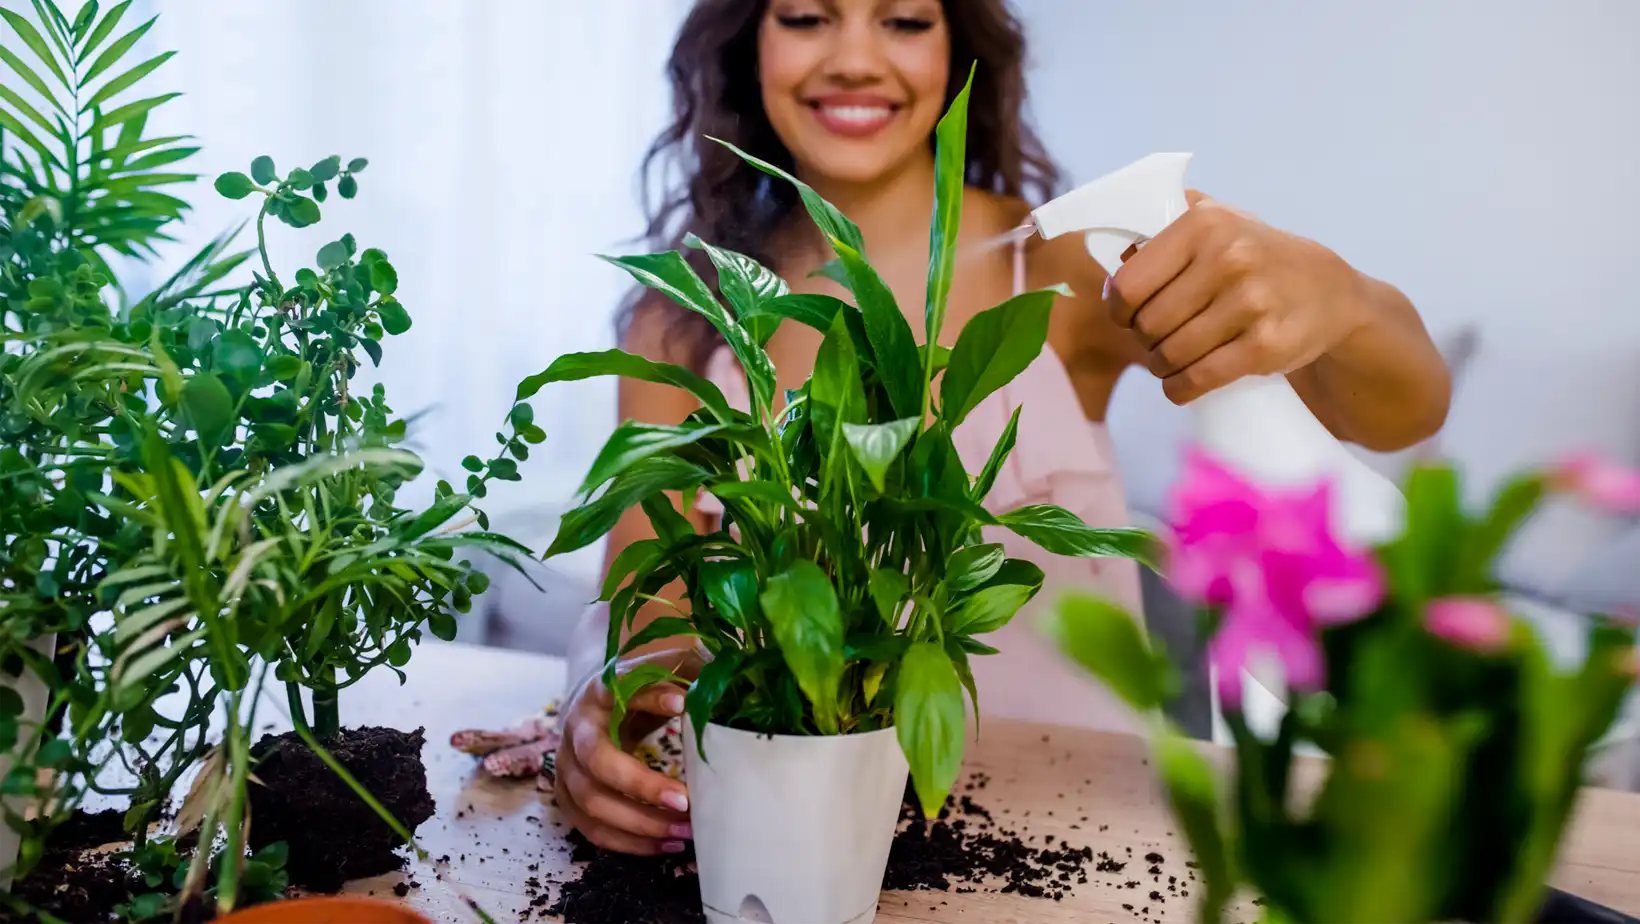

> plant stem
[255,202,281,293]
[312,670,340,741]
[284,681,309,732]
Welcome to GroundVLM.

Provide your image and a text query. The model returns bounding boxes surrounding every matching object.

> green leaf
[619,616,700,658]
[370,259,398,296]
[710,135,863,253]
[78,1,131,65]
[842,417,919,492]
[267,355,303,380]
[0,9,70,91]
[214,327,260,382]
[310,154,340,181]
[687,650,746,759]
[699,559,761,633]
[0,81,58,136]
[285,195,320,227]
[180,374,234,444]
[312,180,328,202]
[940,287,1060,428]
[317,240,348,271]
[400,492,471,540]
[925,66,974,376]
[0,688,22,718]
[760,560,845,734]
[81,50,174,112]
[546,457,712,557]
[868,569,909,628]
[213,171,254,199]
[82,12,154,83]
[1047,592,1171,712]
[377,300,411,335]
[998,504,1158,565]
[708,479,802,514]
[607,663,683,744]
[949,581,1038,635]
[92,92,180,130]
[896,642,966,818]
[810,310,867,494]
[832,239,923,419]
[945,543,1005,593]
[0,46,62,117]
[600,251,776,415]
[515,349,735,424]
[686,234,789,343]
[461,455,484,473]
[338,174,357,198]
[348,157,369,172]
[755,292,847,337]
[0,108,60,169]
[578,420,736,496]
[1153,725,1235,924]
[972,405,1021,502]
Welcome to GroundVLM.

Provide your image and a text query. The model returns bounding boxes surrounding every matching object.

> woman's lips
[808,98,899,138]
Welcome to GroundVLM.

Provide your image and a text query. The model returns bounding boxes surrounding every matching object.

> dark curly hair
[621,0,1060,372]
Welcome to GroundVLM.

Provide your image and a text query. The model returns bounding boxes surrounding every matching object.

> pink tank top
[698,239,1146,733]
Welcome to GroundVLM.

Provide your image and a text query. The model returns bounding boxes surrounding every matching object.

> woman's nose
[819,16,889,85]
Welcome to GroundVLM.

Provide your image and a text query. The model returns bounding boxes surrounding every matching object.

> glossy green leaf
[999,504,1158,565]
[266,355,303,380]
[370,259,398,296]
[309,155,340,181]
[516,349,735,423]
[0,46,61,117]
[810,309,867,494]
[752,293,847,339]
[376,300,411,336]
[619,616,700,658]
[925,66,974,377]
[699,560,761,634]
[180,373,234,444]
[760,560,845,734]
[949,581,1038,635]
[687,234,789,343]
[1047,592,1170,711]
[93,92,180,130]
[842,417,918,492]
[338,174,357,198]
[317,240,349,271]
[78,0,130,64]
[972,405,1021,502]
[710,136,863,253]
[214,171,254,199]
[896,642,966,817]
[546,456,712,557]
[578,420,736,496]
[348,157,369,172]
[600,251,776,415]
[832,239,923,419]
[945,543,1005,593]
[940,287,1060,428]
[868,568,910,628]
[0,81,57,136]
[688,649,746,759]
[214,327,260,382]
[285,195,320,227]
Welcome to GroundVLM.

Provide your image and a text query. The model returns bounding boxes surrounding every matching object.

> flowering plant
[1051,450,1639,924]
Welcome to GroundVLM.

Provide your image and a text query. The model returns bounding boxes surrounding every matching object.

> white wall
[1021,1,1640,595]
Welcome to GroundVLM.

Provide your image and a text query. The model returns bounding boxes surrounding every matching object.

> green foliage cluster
[539,70,1154,816]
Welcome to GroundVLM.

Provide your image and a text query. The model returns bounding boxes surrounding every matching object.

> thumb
[1185,188,1211,208]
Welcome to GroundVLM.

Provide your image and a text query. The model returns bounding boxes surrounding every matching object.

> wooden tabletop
[339,641,1640,923]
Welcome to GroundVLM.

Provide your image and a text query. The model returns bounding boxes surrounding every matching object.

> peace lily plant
[535,70,1151,923]
[1053,448,1640,924]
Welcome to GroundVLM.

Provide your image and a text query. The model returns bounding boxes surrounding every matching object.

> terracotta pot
[216,896,430,924]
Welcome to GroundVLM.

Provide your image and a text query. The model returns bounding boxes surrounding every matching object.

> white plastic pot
[682,721,908,924]
[0,634,55,892]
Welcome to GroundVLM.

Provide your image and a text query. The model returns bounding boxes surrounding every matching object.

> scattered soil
[0,810,135,924]
[542,775,1100,922]
[247,725,436,892]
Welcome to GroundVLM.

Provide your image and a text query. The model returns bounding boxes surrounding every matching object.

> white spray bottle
[1030,153,1406,547]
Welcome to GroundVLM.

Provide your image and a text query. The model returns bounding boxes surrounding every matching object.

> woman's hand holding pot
[552,648,700,855]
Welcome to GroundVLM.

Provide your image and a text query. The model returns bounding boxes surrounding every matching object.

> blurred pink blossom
[1166,450,1385,707]
[1424,596,1512,653]
[1551,453,1640,514]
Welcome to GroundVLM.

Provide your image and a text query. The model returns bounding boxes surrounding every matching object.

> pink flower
[1165,450,1386,708]
[1424,596,1512,653]
[1551,453,1640,514]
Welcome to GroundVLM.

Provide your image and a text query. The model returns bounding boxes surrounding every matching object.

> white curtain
[132,1,691,578]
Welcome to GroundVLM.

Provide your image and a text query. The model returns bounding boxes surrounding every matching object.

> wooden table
[339,641,1640,923]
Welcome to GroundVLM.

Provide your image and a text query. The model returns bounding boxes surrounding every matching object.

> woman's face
[758,0,951,187]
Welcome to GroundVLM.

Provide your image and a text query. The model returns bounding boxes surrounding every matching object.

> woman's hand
[1102,191,1373,406]
[553,649,701,855]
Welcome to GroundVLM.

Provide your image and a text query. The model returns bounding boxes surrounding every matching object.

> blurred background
[121,1,1640,750]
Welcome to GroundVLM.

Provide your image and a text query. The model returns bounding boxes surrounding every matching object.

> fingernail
[661,840,687,854]
[669,822,693,839]
[1102,276,1113,302]
[662,790,689,812]
[660,693,685,715]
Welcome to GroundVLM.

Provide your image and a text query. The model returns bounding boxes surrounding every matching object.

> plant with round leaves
[535,67,1157,817]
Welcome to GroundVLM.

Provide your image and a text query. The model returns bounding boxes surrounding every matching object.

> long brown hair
[622,0,1060,372]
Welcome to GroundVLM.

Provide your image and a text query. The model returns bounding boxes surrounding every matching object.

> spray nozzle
[1029,152,1194,276]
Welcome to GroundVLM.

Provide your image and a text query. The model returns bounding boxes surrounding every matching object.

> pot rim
[688,719,899,743]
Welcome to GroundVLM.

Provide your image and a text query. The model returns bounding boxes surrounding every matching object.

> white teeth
[822,105,892,125]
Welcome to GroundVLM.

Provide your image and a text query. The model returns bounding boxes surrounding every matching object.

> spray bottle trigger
[1083,228,1145,277]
